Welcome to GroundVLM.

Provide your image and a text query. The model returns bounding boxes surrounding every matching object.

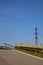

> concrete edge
[14,50,43,61]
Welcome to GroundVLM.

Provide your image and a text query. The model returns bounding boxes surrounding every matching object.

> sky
[0,0,43,45]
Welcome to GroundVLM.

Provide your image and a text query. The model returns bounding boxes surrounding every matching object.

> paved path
[0,50,43,65]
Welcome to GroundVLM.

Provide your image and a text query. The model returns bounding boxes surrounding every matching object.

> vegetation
[15,47,43,58]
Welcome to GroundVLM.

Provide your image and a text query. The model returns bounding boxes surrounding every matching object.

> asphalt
[0,50,43,65]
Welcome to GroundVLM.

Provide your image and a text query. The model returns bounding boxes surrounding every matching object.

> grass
[15,47,43,58]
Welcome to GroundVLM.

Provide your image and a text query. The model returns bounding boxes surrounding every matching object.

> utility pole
[35,27,38,55]
[35,27,38,45]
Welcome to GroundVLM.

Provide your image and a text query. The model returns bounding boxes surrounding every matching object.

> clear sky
[0,0,43,45]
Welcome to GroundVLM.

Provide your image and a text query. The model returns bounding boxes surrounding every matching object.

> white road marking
[14,50,43,60]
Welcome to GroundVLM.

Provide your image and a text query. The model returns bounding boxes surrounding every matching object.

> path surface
[0,50,43,65]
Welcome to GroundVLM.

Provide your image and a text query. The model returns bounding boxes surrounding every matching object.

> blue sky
[0,0,43,45]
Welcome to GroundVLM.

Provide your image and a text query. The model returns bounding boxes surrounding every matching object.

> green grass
[15,48,43,58]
